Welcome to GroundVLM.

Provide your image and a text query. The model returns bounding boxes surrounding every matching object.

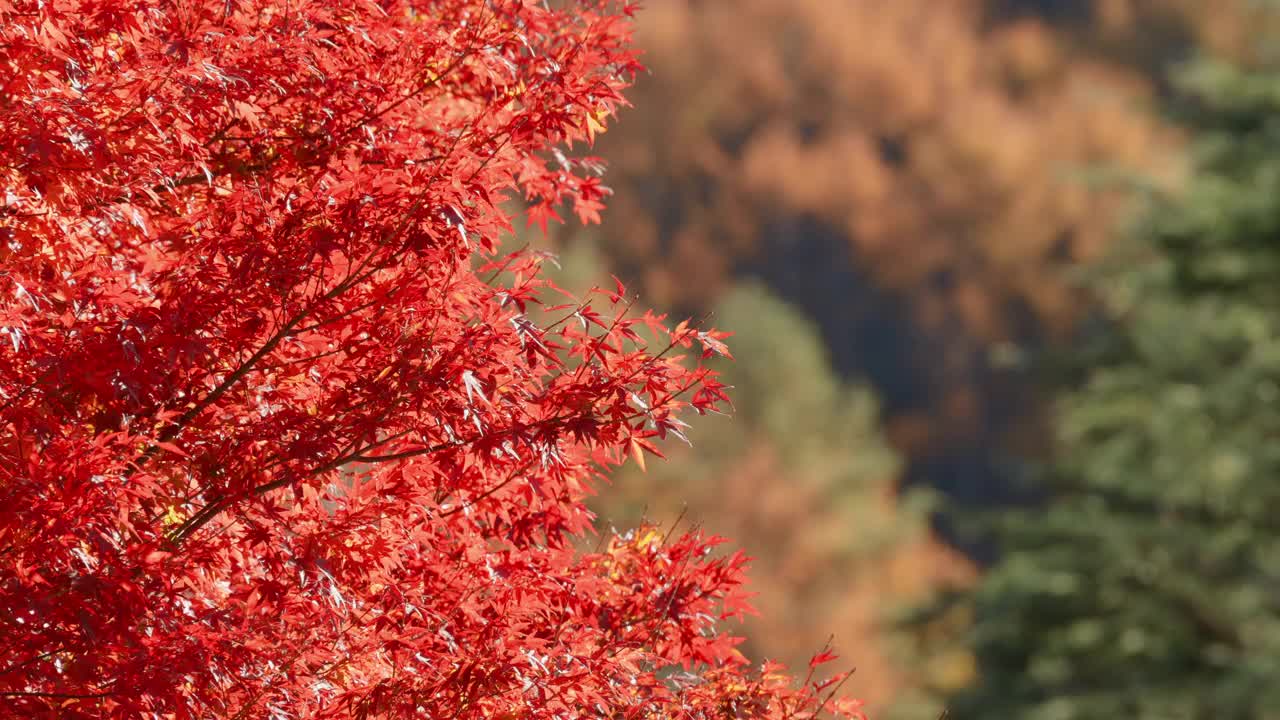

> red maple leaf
[0,1,864,718]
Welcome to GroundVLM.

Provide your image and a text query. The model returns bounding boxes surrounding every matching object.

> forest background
[519,1,1280,717]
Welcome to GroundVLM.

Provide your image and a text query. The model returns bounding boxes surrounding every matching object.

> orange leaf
[629,438,646,472]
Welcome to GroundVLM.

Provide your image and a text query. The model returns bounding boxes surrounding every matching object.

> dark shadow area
[741,214,1042,563]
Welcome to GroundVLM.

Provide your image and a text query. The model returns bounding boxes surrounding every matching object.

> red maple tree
[0,1,865,717]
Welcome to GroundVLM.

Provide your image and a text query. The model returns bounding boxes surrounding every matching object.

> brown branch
[348,441,456,465]
[168,433,449,544]
[1,689,112,700]
[438,460,532,519]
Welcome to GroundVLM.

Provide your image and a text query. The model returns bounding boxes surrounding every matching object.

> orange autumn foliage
[600,0,1176,340]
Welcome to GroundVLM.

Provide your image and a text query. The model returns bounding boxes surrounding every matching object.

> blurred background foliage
[520,0,1280,716]
[542,241,976,712]
[933,48,1280,720]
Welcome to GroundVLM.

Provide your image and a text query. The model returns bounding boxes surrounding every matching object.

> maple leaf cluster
[0,1,865,717]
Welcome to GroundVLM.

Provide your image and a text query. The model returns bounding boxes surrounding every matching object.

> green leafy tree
[943,48,1280,720]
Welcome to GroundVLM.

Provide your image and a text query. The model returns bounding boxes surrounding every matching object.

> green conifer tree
[944,47,1280,720]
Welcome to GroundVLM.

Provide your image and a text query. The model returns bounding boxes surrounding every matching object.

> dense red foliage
[0,1,864,717]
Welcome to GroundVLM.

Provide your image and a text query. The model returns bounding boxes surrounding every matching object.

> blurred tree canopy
[581,0,1184,545]
[604,0,1167,325]
[537,239,975,714]
[607,282,980,713]
[942,43,1280,720]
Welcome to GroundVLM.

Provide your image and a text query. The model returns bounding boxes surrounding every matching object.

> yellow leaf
[637,528,662,550]
[162,505,185,527]
[586,109,608,144]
